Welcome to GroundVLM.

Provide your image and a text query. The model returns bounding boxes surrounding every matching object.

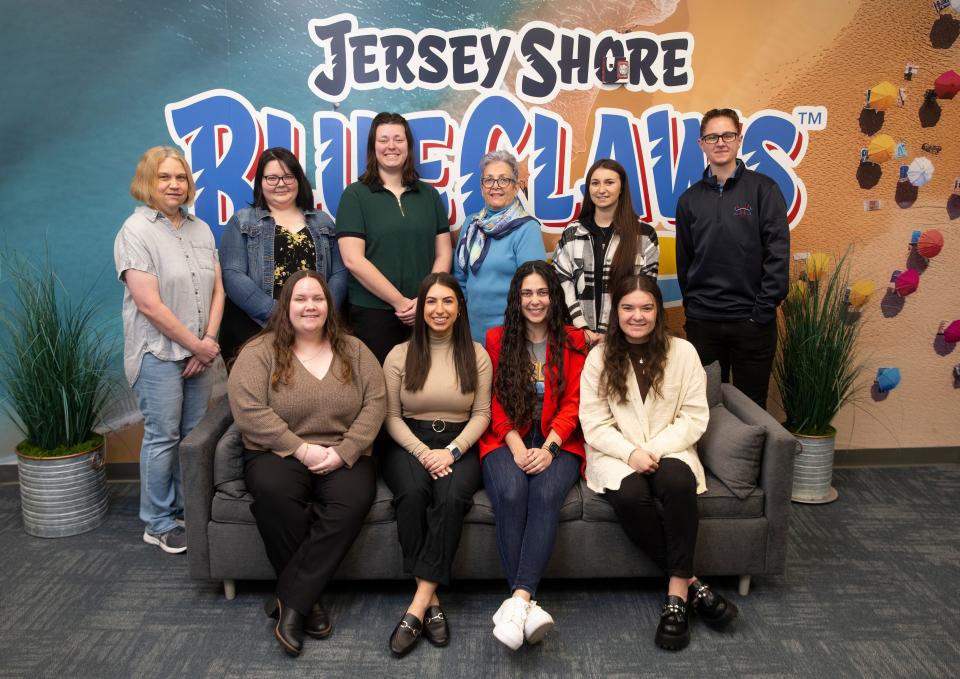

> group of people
[114,107,788,656]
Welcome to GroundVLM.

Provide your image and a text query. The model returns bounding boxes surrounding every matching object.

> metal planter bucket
[16,445,109,538]
[791,429,839,504]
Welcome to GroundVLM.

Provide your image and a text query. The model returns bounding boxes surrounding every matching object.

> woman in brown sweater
[227,270,386,657]
[381,272,492,656]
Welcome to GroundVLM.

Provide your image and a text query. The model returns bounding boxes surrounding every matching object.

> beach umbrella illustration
[875,367,901,392]
[848,279,876,310]
[907,157,934,186]
[934,70,960,99]
[867,81,898,110]
[805,252,830,281]
[916,229,944,258]
[867,134,896,163]
[893,269,919,296]
[943,320,960,344]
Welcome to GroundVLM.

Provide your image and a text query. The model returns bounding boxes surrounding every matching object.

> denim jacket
[220,207,347,325]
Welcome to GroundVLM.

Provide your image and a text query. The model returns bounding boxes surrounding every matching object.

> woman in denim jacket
[220,147,347,362]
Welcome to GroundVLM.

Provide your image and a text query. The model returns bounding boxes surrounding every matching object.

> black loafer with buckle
[654,595,690,651]
[389,613,423,656]
[421,605,449,646]
[688,579,739,630]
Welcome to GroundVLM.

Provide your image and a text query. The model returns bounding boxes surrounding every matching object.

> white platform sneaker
[492,597,529,650]
[523,601,555,644]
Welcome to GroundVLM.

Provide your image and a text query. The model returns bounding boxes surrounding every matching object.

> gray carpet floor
[1,466,958,679]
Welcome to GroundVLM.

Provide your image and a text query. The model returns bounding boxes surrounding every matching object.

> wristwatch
[445,443,463,462]
[547,441,560,458]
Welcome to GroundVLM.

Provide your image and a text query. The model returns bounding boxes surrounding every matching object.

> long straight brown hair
[250,270,352,390]
[600,274,669,403]
[580,158,642,285]
[403,273,477,394]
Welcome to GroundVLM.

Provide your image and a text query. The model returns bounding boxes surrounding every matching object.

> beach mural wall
[0,0,957,456]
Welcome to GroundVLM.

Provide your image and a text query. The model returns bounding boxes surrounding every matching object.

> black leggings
[603,458,698,578]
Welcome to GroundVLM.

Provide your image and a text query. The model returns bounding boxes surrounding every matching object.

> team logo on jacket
[733,203,753,217]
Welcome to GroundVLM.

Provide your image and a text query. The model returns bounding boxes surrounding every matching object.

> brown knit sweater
[227,333,386,466]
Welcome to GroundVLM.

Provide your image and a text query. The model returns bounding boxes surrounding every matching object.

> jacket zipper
[396,194,405,217]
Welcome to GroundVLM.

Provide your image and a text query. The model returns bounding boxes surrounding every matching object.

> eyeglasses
[700,132,739,144]
[481,176,516,189]
[263,174,296,186]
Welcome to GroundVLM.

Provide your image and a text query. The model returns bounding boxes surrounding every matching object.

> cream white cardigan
[580,336,709,495]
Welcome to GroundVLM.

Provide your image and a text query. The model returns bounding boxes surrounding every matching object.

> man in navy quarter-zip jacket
[675,108,790,409]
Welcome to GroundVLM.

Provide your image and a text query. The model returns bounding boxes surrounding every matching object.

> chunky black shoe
[421,605,449,647]
[688,580,739,630]
[654,595,690,651]
[389,613,423,656]
[274,599,305,657]
[305,602,333,639]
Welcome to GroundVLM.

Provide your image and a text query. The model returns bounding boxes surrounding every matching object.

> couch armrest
[720,383,801,574]
[180,395,234,580]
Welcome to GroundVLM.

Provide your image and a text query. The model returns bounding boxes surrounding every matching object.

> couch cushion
[210,477,397,524]
[580,475,763,522]
[704,361,722,408]
[698,405,766,499]
[213,424,246,498]
[465,484,583,525]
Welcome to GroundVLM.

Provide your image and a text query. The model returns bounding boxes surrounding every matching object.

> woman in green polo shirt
[336,112,453,364]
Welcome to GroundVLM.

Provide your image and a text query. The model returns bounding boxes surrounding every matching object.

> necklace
[295,344,328,362]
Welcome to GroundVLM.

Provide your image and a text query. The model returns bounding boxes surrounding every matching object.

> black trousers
[603,458,698,579]
[243,451,376,616]
[684,316,778,409]
[348,304,412,365]
[379,419,481,585]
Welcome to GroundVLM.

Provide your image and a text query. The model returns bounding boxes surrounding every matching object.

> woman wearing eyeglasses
[220,147,347,363]
[454,150,545,343]
[552,159,659,349]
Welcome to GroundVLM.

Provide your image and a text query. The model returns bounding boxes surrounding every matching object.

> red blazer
[479,325,587,462]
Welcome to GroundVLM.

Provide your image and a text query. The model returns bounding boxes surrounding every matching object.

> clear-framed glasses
[481,176,516,189]
[700,132,739,144]
[263,174,297,186]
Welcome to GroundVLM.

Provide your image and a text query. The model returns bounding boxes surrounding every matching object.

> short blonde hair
[129,146,196,208]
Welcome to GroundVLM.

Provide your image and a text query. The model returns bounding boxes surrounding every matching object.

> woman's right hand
[584,329,605,348]
[194,336,221,364]
[628,448,659,474]
[297,443,328,469]
[393,297,417,326]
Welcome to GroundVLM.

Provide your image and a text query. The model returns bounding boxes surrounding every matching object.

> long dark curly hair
[403,273,477,393]
[600,274,669,403]
[494,261,580,427]
[255,270,352,390]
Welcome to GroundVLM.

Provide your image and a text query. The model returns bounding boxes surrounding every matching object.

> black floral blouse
[273,224,316,298]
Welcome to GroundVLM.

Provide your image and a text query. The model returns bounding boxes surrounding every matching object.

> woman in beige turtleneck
[380,272,492,657]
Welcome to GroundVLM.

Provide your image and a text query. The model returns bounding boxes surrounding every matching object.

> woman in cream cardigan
[579,274,737,652]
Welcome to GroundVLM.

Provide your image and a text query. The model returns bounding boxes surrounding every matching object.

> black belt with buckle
[403,417,468,435]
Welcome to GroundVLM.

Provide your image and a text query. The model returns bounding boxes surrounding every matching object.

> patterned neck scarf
[456,199,532,274]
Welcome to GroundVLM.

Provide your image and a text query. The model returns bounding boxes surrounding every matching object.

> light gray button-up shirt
[114,205,219,385]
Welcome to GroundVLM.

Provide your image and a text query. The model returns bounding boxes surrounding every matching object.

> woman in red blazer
[479,260,587,651]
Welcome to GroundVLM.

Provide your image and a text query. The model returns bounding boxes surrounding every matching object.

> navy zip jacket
[675,160,790,325]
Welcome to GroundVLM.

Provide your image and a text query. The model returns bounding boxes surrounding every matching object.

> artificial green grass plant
[773,250,862,436]
[0,254,114,455]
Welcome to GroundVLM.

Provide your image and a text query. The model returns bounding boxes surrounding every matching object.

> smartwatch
[445,443,463,462]
[546,441,560,458]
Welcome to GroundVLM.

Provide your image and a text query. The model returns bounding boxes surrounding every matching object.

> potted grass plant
[773,249,863,504]
[0,253,115,537]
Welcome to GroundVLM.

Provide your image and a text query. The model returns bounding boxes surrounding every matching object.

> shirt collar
[703,159,745,188]
[138,205,194,223]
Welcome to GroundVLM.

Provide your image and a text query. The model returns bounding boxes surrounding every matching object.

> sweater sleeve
[333,341,386,466]
[674,196,692,295]
[514,218,547,264]
[226,339,306,456]
[382,344,430,458]
[551,229,588,330]
[643,341,710,459]
[451,344,493,451]
[579,348,637,463]
[752,180,790,324]
[546,330,587,447]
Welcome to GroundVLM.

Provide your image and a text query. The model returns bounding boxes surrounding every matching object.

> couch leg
[224,579,237,600]
[738,575,751,596]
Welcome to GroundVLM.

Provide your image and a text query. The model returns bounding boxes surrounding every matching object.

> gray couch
[181,366,800,601]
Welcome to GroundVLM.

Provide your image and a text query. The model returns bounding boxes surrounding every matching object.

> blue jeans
[133,353,213,534]
[482,424,581,596]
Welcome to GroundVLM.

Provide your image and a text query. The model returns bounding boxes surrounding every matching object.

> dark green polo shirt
[335,180,449,310]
